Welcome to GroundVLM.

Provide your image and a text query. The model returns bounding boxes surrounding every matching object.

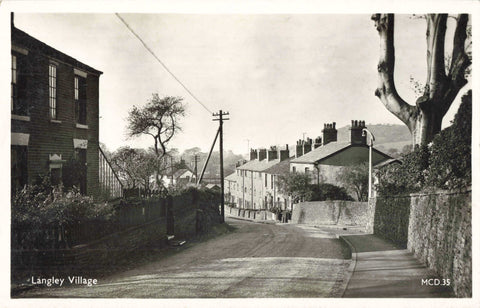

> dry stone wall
[407,188,471,298]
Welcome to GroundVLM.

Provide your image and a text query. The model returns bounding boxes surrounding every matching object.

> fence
[99,147,123,199]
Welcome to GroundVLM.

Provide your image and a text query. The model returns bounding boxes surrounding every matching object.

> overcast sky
[10,12,470,154]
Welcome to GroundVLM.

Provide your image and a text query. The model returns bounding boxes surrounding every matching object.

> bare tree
[372,14,471,145]
[127,94,185,191]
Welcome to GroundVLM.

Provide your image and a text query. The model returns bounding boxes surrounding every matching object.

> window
[11,54,28,115]
[271,174,274,189]
[49,64,57,119]
[305,167,310,174]
[11,145,28,195]
[265,174,267,187]
[11,55,16,112]
[292,166,296,173]
[75,76,87,124]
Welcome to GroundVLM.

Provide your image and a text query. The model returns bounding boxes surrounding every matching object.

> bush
[428,90,472,189]
[376,90,472,195]
[12,179,114,250]
[309,183,354,201]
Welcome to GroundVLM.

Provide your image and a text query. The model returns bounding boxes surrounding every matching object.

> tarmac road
[17,218,352,298]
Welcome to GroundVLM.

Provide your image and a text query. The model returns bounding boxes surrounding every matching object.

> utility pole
[192,154,199,183]
[213,110,229,223]
[362,128,375,200]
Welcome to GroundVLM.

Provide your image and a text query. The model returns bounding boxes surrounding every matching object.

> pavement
[339,233,455,297]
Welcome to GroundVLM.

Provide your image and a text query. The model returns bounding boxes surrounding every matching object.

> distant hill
[336,123,411,156]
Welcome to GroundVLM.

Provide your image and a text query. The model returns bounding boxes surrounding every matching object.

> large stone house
[290,120,392,197]
[10,20,122,199]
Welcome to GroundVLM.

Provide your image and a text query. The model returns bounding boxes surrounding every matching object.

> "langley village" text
[31,276,98,287]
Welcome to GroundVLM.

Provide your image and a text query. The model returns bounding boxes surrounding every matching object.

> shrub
[12,179,114,250]
[309,183,354,201]
[376,90,472,195]
[428,90,472,189]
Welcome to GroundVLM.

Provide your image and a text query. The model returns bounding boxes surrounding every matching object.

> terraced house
[10,19,122,199]
[233,146,290,210]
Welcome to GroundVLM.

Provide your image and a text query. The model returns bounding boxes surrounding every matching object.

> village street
[18,218,352,298]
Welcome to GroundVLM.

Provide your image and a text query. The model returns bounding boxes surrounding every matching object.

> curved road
[19,218,351,298]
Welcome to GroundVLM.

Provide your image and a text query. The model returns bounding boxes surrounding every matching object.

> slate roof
[290,141,351,164]
[225,172,237,181]
[291,141,391,164]
[264,157,293,175]
[236,159,280,172]
[171,168,193,179]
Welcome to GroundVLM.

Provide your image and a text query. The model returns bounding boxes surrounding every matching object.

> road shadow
[342,234,403,253]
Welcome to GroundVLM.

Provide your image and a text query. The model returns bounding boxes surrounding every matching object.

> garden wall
[407,188,471,298]
[370,188,471,297]
[290,201,368,226]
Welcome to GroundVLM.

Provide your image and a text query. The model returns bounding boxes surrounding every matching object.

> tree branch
[425,14,447,101]
[371,14,417,131]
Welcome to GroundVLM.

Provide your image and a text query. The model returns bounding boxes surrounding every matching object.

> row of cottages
[225,120,392,211]
[10,21,122,200]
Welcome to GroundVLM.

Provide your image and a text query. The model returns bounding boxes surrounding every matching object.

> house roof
[236,158,281,172]
[12,26,103,76]
[206,183,220,189]
[171,168,193,179]
[291,141,391,165]
[290,141,351,164]
[264,157,293,175]
[225,172,237,181]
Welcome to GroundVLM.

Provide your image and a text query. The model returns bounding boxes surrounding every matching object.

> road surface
[17,218,352,298]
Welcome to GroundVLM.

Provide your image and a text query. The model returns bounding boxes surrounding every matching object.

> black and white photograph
[2,0,478,307]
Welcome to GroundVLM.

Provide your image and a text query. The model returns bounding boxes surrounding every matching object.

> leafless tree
[127,94,186,191]
[372,14,471,145]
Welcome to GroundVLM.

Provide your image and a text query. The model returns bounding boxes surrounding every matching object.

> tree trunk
[371,14,470,146]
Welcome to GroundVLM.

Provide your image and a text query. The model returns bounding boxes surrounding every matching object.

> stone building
[233,146,290,209]
[290,120,392,198]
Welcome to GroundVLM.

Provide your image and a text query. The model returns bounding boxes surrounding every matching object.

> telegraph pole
[213,110,229,223]
[192,154,199,183]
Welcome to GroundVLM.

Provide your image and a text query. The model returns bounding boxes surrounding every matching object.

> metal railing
[99,147,123,199]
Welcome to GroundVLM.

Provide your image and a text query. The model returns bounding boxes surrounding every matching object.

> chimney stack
[303,138,313,155]
[296,139,304,158]
[258,148,267,161]
[267,146,278,161]
[250,149,258,161]
[322,122,338,145]
[350,120,367,145]
[314,136,322,149]
[280,144,290,161]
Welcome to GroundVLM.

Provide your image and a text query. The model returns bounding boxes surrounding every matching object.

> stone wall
[226,205,276,221]
[373,195,411,247]
[290,201,368,226]
[407,188,471,298]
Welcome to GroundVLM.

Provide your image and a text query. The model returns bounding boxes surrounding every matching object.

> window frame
[49,63,57,119]
[74,75,87,125]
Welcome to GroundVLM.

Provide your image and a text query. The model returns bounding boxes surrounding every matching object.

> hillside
[336,123,411,156]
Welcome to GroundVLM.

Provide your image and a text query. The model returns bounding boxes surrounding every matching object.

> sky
[4,6,473,155]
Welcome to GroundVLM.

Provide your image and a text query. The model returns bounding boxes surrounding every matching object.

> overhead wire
[115,13,213,114]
